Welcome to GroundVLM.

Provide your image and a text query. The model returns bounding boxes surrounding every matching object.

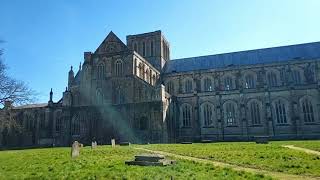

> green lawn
[0,146,271,180]
[144,141,320,177]
[273,140,320,152]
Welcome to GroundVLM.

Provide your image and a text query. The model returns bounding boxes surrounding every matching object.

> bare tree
[0,41,35,137]
[0,42,36,106]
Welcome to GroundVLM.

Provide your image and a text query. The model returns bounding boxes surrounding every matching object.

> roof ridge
[164,41,320,73]
[171,41,320,61]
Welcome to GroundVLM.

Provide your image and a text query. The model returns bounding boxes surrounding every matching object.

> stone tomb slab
[125,154,175,166]
[135,154,164,162]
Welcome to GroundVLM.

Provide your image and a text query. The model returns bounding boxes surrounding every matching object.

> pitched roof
[13,103,48,110]
[95,31,128,54]
[164,42,320,73]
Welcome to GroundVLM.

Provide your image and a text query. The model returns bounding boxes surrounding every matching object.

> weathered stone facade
[1,30,320,147]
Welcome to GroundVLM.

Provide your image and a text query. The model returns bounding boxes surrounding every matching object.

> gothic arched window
[181,104,192,127]
[115,60,123,76]
[267,72,278,87]
[72,113,80,135]
[138,63,143,78]
[245,74,255,89]
[249,101,261,125]
[184,79,193,93]
[301,98,315,123]
[273,99,288,124]
[203,77,212,91]
[97,63,105,80]
[55,112,62,132]
[224,102,236,126]
[152,74,156,85]
[139,117,148,130]
[292,70,301,85]
[166,81,175,94]
[96,89,103,105]
[114,87,124,104]
[224,76,233,90]
[145,69,150,82]
[201,103,214,127]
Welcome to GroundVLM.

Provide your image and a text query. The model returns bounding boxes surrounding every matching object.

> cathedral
[1,30,320,147]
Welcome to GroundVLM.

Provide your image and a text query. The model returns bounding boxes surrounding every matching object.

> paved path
[282,145,320,156]
[134,147,320,180]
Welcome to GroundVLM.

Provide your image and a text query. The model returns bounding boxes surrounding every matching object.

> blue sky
[1,0,319,103]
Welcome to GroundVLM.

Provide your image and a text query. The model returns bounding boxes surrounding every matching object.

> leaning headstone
[71,141,81,158]
[91,141,97,149]
[111,139,116,148]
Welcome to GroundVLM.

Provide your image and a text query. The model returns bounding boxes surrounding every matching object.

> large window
[201,103,213,127]
[97,64,105,80]
[114,88,124,104]
[225,102,236,126]
[115,60,123,76]
[249,101,261,125]
[185,79,193,93]
[166,81,175,94]
[145,69,150,82]
[182,104,192,127]
[203,78,212,91]
[139,117,148,130]
[224,77,233,90]
[274,99,288,124]
[267,72,278,87]
[96,89,103,105]
[55,112,62,132]
[72,114,80,135]
[301,98,315,123]
[245,74,255,89]
[292,70,301,85]
[152,74,156,85]
[138,63,144,78]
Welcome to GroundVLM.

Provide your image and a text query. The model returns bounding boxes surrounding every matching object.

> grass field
[273,140,320,152]
[0,146,271,179]
[144,141,320,177]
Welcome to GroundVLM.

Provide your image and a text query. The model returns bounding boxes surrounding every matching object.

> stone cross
[71,141,81,158]
[111,139,116,148]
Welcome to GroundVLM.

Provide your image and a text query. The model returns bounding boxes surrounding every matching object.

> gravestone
[91,141,97,149]
[111,139,116,148]
[126,154,176,166]
[71,141,81,158]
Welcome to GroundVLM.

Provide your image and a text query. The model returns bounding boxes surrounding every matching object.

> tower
[126,30,170,71]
